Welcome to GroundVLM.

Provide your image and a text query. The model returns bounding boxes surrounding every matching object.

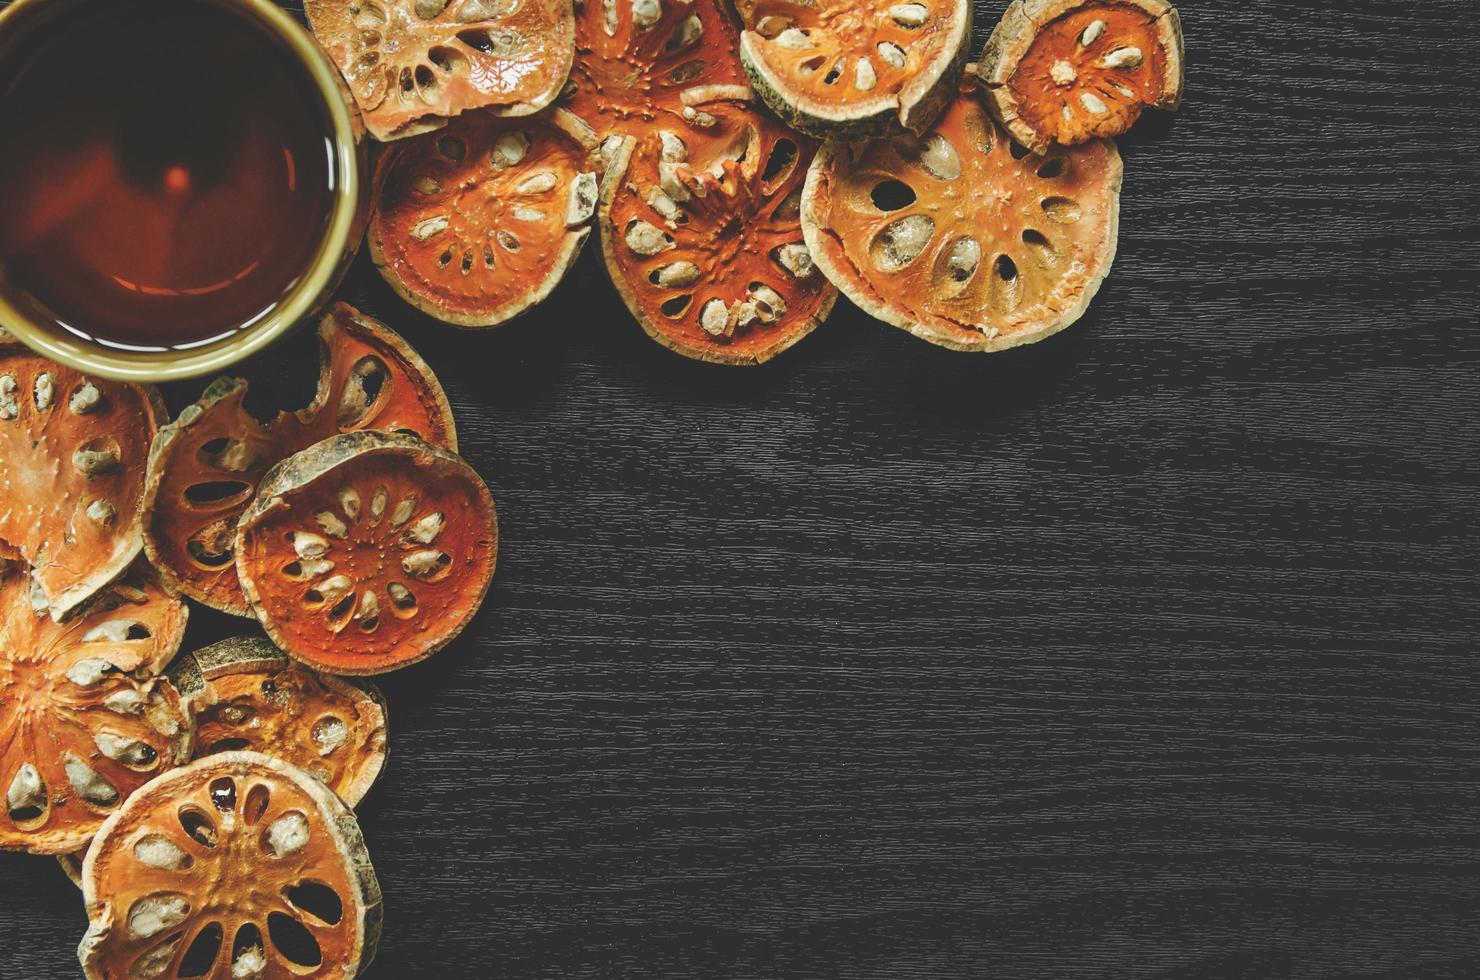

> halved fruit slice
[171,637,389,807]
[600,88,836,364]
[236,431,498,675]
[142,303,456,617]
[801,80,1121,351]
[736,0,971,139]
[0,339,165,621]
[306,0,575,141]
[369,108,600,327]
[978,0,1183,153]
[77,751,382,980]
[562,0,748,141]
[0,561,191,855]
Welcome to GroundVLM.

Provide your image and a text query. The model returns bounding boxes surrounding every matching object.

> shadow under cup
[0,0,366,382]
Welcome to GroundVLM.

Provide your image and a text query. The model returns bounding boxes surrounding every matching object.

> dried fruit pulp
[0,343,163,620]
[307,0,575,141]
[370,111,598,326]
[236,431,497,675]
[601,98,837,364]
[174,636,388,808]
[0,564,191,855]
[981,0,1183,152]
[143,304,456,617]
[738,0,971,137]
[0,0,337,349]
[78,752,381,980]
[801,83,1121,351]
[563,0,748,140]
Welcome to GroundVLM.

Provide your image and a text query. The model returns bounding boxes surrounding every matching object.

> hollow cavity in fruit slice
[801,80,1121,351]
[76,751,382,980]
[306,0,575,140]
[599,89,837,365]
[236,431,498,675]
[736,0,972,139]
[170,636,388,807]
[0,340,165,621]
[0,562,191,855]
[562,0,748,141]
[978,0,1183,152]
[142,304,456,617]
[370,109,600,327]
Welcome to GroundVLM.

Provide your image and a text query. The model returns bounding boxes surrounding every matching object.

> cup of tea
[0,0,368,381]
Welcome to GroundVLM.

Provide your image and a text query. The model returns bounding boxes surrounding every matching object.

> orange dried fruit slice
[978,0,1183,153]
[143,303,456,618]
[562,0,748,142]
[236,431,498,675]
[736,0,971,139]
[600,89,837,364]
[801,80,1121,351]
[306,0,575,141]
[369,108,600,327]
[0,561,191,855]
[77,751,382,979]
[0,338,165,621]
[171,636,388,807]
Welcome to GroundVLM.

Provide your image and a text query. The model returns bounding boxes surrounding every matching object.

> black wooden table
[3,0,1478,976]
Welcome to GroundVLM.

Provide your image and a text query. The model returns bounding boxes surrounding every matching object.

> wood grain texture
[3,0,1479,976]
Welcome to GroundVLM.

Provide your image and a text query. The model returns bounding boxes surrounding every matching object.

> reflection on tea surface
[0,0,337,351]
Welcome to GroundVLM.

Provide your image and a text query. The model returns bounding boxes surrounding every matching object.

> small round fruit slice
[600,89,837,364]
[562,0,748,140]
[171,637,388,807]
[978,0,1183,153]
[801,80,1121,351]
[736,0,971,139]
[306,0,575,141]
[0,339,165,621]
[236,431,498,675]
[0,561,192,855]
[77,751,382,979]
[143,303,457,618]
[370,108,600,327]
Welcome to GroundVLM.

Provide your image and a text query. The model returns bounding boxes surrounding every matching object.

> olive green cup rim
[0,0,361,383]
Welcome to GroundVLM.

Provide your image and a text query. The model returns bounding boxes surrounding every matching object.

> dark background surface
[3,0,1479,976]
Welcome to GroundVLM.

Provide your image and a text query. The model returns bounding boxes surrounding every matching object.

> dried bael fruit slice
[600,89,836,364]
[736,0,971,139]
[171,637,388,807]
[0,562,192,855]
[0,339,165,621]
[143,303,457,617]
[978,0,1183,153]
[237,431,498,675]
[77,751,382,979]
[306,0,575,141]
[562,0,748,141]
[370,108,599,327]
[801,81,1121,351]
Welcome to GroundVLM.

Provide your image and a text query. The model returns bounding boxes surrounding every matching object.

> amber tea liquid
[0,0,338,350]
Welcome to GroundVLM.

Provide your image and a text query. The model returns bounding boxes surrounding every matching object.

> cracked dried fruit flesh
[0,339,165,621]
[978,0,1183,153]
[370,109,599,326]
[77,751,382,980]
[562,0,747,141]
[736,0,971,138]
[801,81,1121,351]
[236,431,498,675]
[171,637,388,807]
[600,91,836,364]
[142,304,456,617]
[0,562,191,855]
[306,0,575,141]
